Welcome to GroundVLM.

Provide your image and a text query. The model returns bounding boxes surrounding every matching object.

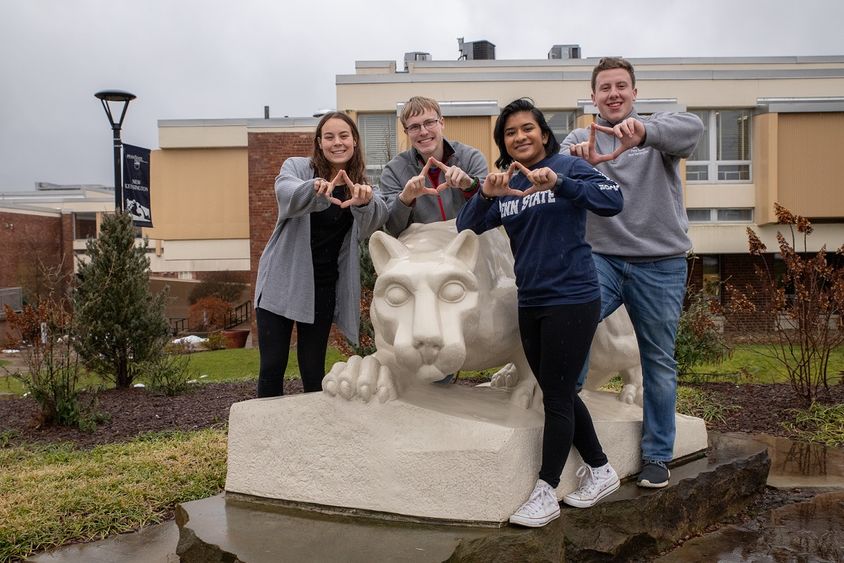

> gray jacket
[561,111,704,259]
[379,139,488,236]
[254,157,387,343]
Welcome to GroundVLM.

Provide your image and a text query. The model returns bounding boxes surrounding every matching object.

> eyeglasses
[404,118,441,135]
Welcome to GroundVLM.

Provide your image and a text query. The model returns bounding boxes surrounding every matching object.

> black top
[310,185,353,287]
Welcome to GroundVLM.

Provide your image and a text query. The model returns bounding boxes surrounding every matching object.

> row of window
[358,108,753,185]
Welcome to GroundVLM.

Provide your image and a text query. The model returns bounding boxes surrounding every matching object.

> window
[701,255,721,300]
[687,208,753,223]
[73,212,97,239]
[358,114,396,185]
[686,109,752,182]
[541,110,576,143]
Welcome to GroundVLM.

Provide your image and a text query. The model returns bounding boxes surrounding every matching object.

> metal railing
[168,300,251,336]
[169,317,187,336]
[224,301,252,330]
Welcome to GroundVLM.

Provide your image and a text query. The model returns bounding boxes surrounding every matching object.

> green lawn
[0,429,227,562]
[0,347,348,394]
[5,344,842,395]
[184,346,346,383]
[683,344,844,384]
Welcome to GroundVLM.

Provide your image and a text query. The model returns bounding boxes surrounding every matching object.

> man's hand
[428,157,473,191]
[398,159,439,205]
[569,120,644,165]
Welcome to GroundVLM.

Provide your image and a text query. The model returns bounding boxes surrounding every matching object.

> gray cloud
[1,0,842,189]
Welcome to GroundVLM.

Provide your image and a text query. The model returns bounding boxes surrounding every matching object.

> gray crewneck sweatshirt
[561,111,704,259]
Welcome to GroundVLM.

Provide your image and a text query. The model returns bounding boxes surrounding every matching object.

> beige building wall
[776,112,844,218]
[146,147,249,241]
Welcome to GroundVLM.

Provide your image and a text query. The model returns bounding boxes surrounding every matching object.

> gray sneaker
[637,460,670,488]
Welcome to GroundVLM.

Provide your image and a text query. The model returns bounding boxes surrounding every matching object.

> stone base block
[225,386,707,524]
[184,434,770,562]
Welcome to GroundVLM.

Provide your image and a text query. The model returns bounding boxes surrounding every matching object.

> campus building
[7,45,842,333]
[153,46,843,331]
[336,48,844,308]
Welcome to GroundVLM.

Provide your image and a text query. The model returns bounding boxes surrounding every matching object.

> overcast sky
[1,0,842,191]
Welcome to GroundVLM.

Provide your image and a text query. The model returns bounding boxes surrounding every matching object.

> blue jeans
[581,254,687,463]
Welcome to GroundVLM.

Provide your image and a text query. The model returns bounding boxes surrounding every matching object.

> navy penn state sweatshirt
[456,153,622,307]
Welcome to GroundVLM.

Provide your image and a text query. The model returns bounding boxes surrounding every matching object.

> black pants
[519,299,608,488]
[256,286,336,397]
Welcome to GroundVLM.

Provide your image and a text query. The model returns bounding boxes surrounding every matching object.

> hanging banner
[122,144,153,227]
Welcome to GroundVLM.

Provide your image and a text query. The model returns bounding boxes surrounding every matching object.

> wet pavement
[24,432,844,562]
[27,521,178,563]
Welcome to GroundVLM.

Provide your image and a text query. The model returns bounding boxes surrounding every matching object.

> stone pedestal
[225,386,708,524]
[182,434,770,562]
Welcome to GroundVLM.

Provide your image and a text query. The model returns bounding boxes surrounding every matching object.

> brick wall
[720,253,776,334]
[247,131,314,344]
[0,211,65,300]
[60,212,75,286]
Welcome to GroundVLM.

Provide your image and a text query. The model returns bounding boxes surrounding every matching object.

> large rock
[180,433,770,562]
[226,386,708,523]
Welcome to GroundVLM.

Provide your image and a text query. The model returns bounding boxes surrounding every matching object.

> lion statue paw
[322,355,397,404]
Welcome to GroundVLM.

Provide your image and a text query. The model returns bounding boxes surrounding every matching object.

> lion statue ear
[443,229,479,270]
[369,231,410,275]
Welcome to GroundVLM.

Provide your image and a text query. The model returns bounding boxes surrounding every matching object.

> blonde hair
[399,96,442,128]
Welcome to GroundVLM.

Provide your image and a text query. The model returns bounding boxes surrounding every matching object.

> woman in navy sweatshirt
[457,98,624,527]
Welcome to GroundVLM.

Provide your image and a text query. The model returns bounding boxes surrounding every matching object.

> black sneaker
[637,460,670,488]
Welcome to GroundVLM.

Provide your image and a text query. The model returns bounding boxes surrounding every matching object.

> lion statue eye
[385,285,411,306]
[439,281,466,303]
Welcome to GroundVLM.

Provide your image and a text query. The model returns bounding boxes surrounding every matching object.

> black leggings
[256,286,336,397]
[519,300,608,488]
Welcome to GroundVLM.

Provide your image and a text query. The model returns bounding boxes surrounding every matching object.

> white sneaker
[509,479,560,527]
[563,463,620,508]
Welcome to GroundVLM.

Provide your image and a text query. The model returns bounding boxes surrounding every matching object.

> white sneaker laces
[573,464,599,495]
[519,483,552,515]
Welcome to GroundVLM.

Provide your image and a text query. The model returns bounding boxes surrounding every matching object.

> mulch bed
[1,376,842,450]
[688,381,844,437]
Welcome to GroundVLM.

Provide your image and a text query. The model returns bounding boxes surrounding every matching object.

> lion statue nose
[413,335,443,364]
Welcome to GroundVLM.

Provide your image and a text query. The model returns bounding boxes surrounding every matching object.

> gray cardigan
[254,157,387,343]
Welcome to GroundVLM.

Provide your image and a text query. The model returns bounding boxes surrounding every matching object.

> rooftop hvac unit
[458,37,496,60]
[404,51,432,70]
[548,44,581,60]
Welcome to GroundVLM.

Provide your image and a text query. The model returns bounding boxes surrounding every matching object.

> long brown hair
[311,112,367,184]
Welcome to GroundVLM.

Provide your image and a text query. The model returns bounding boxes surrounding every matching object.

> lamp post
[94,90,136,211]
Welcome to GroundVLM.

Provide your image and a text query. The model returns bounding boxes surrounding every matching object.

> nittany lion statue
[322,220,642,407]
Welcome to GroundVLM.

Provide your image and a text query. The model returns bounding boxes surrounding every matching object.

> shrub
[350,238,376,357]
[3,300,84,427]
[203,331,227,351]
[724,203,844,406]
[188,271,247,305]
[73,212,170,388]
[140,341,197,396]
[675,287,730,379]
[188,297,232,332]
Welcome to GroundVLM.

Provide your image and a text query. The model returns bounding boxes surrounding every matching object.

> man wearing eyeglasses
[380,96,488,236]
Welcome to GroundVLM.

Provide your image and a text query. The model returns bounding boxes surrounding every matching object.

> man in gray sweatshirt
[561,57,704,489]
[379,96,488,236]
